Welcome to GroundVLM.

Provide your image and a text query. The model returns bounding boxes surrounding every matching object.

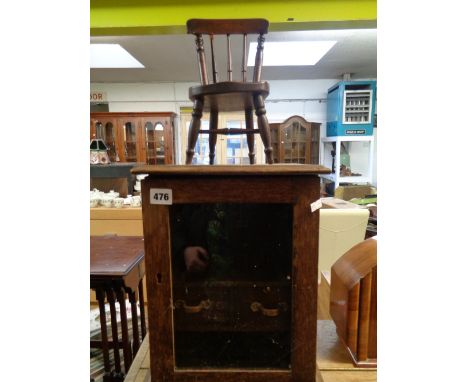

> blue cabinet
[326,80,376,137]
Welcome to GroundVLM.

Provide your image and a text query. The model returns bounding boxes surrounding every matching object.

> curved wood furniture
[330,237,377,367]
[185,18,274,165]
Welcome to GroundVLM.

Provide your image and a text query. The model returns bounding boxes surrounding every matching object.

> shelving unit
[320,135,374,190]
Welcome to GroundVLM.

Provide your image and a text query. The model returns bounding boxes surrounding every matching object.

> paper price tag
[310,199,322,213]
[150,188,173,205]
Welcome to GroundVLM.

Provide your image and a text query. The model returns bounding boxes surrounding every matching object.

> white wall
[91,79,377,186]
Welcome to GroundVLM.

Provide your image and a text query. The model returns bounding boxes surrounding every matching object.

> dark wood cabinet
[269,116,320,164]
[133,164,331,381]
[90,112,177,164]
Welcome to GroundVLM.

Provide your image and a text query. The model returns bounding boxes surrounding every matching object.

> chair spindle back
[187,19,269,85]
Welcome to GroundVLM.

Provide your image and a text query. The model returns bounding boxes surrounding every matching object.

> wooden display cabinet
[90,112,176,164]
[133,164,330,382]
[269,116,320,164]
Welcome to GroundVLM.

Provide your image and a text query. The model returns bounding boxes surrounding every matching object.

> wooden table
[123,272,376,382]
[91,235,147,382]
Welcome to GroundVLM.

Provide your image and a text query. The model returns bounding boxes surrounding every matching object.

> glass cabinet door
[281,119,310,164]
[170,203,293,369]
[94,120,118,162]
[121,119,138,162]
[144,121,166,164]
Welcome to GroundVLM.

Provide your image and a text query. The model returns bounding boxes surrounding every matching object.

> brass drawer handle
[250,302,288,317]
[175,299,212,314]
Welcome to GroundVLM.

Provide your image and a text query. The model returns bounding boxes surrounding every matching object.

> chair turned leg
[186,98,204,164]
[209,110,218,165]
[245,108,255,164]
[253,94,273,164]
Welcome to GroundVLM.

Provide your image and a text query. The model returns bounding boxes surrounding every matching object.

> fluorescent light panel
[247,41,336,66]
[90,44,144,68]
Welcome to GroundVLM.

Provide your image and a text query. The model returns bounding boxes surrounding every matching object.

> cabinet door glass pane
[95,121,117,162]
[170,203,293,369]
[123,121,137,162]
[145,121,165,164]
[283,121,307,164]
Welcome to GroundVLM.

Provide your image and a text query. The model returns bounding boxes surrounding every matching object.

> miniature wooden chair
[185,18,273,165]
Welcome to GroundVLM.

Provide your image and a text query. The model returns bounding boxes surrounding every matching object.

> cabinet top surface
[131,164,331,176]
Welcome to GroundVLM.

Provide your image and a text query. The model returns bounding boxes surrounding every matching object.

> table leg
[116,287,132,372]
[106,288,122,375]
[128,289,140,356]
[95,288,111,376]
[138,279,146,340]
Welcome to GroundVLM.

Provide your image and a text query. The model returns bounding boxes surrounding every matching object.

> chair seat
[189,81,270,112]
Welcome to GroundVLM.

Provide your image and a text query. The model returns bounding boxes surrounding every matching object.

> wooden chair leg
[185,98,204,164]
[209,110,218,165]
[95,288,111,374]
[245,108,255,164]
[106,288,122,374]
[128,290,140,356]
[116,287,132,373]
[138,280,146,340]
[253,94,273,164]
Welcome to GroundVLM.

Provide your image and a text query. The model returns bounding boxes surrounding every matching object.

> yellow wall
[91,0,377,36]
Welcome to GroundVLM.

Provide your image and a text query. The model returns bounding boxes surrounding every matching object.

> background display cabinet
[326,81,376,137]
[90,112,176,164]
[269,116,321,164]
[133,164,330,382]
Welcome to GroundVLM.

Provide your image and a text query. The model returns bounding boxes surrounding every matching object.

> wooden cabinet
[90,112,176,164]
[269,115,320,164]
[134,164,331,381]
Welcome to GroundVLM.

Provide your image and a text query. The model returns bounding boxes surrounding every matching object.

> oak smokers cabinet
[133,164,330,382]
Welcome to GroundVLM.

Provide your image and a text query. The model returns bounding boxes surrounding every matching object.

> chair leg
[209,111,218,165]
[245,108,255,164]
[253,94,273,164]
[185,99,204,164]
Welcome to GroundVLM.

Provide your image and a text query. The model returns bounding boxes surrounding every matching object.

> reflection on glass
[145,121,165,164]
[170,204,292,369]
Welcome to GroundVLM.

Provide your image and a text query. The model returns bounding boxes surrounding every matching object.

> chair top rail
[187,19,269,35]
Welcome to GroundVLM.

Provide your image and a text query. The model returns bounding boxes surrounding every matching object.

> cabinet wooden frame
[134,165,330,382]
[269,116,321,165]
[90,112,177,164]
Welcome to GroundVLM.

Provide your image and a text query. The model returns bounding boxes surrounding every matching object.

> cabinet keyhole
[157,273,162,284]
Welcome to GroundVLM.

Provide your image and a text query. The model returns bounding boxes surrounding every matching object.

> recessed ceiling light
[247,41,336,66]
[90,44,144,68]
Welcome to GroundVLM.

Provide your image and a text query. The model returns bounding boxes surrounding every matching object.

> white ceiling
[91,29,376,83]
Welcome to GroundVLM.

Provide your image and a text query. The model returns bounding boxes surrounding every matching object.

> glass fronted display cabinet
[134,164,331,382]
[90,112,176,164]
[269,116,320,164]
[93,119,118,162]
